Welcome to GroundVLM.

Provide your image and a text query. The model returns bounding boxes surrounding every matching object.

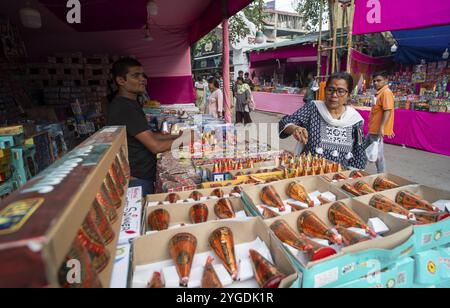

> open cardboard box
[228,166,281,177]
[354,185,450,252]
[144,197,252,233]
[331,173,417,197]
[131,218,299,288]
[264,198,413,288]
[146,185,245,206]
[200,171,288,189]
[241,175,349,218]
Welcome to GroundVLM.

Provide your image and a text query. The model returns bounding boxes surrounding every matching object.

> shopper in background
[194,76,206,112]
[205,77,223,119]
[235,77,253,125]
[107,57,190,196]
[304,72,316,105]
[233,70,244,96]
[244,72,255,91]
[215,72,224,92]
[367,71,395,173]
[279,72,367,170]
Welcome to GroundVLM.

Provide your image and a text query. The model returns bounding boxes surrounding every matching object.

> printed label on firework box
[119,187,143,245]
[110,243,131,288]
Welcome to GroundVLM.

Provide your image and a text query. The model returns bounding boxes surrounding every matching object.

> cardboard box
[0,126,129,287]
[144,197,252,233]
[242,175,349,218]
[110,243,132,288]
[119,186,143,245]
[413,245,450,286]
[334,257,415,288]
[201,171,287,189]
[264,198,414,288]
[131,218,299,288]
[331,173,417,197]
[355,185,450,252]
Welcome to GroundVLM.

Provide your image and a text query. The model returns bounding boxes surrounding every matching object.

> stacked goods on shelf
[131,219,299,288]
[0,127,130,288]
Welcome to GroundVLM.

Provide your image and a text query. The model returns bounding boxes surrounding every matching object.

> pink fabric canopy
[353,0,450,35]
[2,0,253,104]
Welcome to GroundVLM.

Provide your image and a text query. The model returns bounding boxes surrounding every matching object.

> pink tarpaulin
[250,45,318,63]
[353,0,450,35]
[357,108,450,157]
[253,92,305,115]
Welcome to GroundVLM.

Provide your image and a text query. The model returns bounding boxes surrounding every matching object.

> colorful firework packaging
[147,272,163,288]
[369,195,416,220]
[214,199,236,219]
[95,185,118,224]
[201,256,223,288]
[260,186,286,212]
[373,177,400,192]
[328,202,377,238]
[286,182,314,207]
[90,200,115,245]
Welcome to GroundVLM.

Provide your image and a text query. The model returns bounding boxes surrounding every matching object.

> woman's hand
[292,126,309,144]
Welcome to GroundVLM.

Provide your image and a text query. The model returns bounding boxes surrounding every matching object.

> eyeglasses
[325,87,349,97]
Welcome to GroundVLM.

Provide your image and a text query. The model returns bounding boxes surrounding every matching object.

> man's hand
[387,132,395,139]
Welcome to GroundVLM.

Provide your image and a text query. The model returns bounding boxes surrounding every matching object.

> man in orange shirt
[367,71,395,173]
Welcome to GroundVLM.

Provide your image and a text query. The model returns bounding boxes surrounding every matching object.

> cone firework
[287,202,306,212]
[201,257,223,288]
[103,173,122,209]
[148,209,170,231]
[414,212,450,224]
[349,170,369,179]
[108,163,125,197]
[353,181,376,195]
[269,220,313,252]
[169,233,197,287]
[300,234,337,262]
[189,204,209,224]
[189,191,203,201]
[373,177,400,192]
[286,182,314,207]
[232,186,243,194]
[328,202,377,238]
[95,186,118,224]
[209,227,238,280]
[91,200,115,245]
[262,207,280,219]
[117,148,131,180]
[297,211,342,245]
[260,186,285,212]
[148,272,163,288]
[211,189,225,198]
[166,193,180,204]
[249,249,286,288]
[59,237,102,288]
[341,184,363,197]
[369,195,416,220]
[336,226,371,247]
[213,199,234,219]
[333,173,348,181]
[395,191,438,212]
[78,213,110,273]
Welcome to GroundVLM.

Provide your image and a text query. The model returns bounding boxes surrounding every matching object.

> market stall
[248,36,327,114]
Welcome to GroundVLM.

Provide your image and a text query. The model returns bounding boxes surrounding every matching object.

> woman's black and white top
[279,101,367,170]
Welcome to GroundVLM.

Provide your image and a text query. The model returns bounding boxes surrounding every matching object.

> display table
[356,107,450,157]
[253,92,305,115]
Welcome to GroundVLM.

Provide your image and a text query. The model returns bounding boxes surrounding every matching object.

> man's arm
[378,110,392,136]
[135,130,177,154]
[153,132,181,141]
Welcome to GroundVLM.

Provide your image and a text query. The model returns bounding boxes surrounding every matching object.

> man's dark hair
[244,72,250,77]
[208,77,220,89]
[326,72,354,93]
[373,71,389,79]
[238,70,244,75]
[112,57,143,84]
[237,77,244,82]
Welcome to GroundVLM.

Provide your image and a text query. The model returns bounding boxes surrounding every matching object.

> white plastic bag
[366,141,379,162]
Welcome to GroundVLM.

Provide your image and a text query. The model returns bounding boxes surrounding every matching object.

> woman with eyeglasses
[279,72,367,170]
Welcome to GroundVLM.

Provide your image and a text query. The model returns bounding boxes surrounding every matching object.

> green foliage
[293,0,329,31]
